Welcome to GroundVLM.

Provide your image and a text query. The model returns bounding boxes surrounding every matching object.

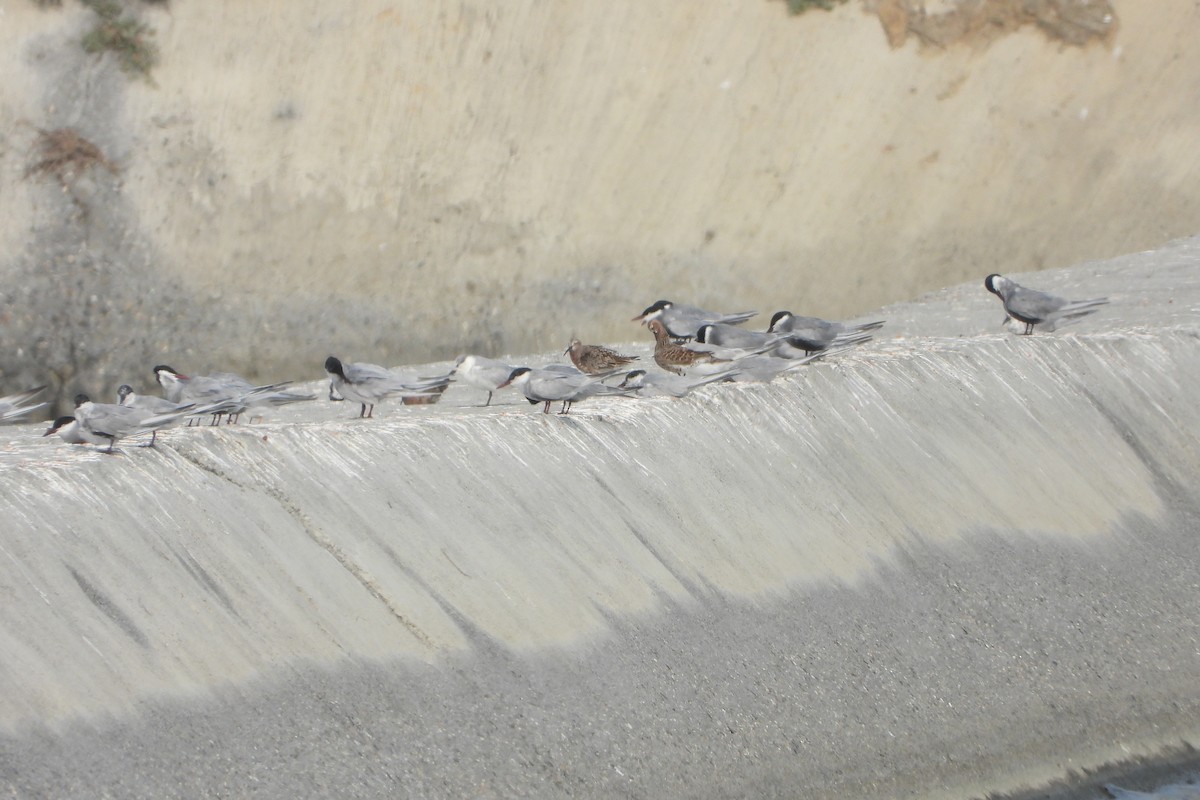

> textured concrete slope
[0,239,1198,798]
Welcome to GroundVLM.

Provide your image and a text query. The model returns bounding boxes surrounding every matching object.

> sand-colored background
[1,0,1198,408]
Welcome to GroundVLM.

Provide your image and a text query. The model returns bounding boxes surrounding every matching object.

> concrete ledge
[1,238,1198,797]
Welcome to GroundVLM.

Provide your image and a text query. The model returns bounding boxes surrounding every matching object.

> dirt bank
[1,0,1197,410]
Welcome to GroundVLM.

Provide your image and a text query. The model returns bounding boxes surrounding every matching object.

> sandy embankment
[1,1,1199,409]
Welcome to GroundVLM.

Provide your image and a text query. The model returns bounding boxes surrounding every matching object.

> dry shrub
[871,0,1118,50]
[786,0,850,13]
[24,128,118,186]
[80,0,159,80]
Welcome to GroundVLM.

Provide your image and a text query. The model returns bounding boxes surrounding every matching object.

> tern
[325,356,451,418]
[691,323,796,360]
[71,393,196,453]
[632,300,757,341]
[765,312,883,357]
[154,365,306,425]
[117,384,201,444]
[984,274,1109,335]
[616,368,735,398]
[451,355,516,407]
[498,366,630,415]
[43,416,93,445]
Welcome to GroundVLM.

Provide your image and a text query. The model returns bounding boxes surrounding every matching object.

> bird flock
[0,274,1108,454]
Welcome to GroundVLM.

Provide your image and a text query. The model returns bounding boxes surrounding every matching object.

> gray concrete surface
[0,238,1199,797]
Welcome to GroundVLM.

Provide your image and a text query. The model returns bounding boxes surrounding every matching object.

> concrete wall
[0,239,1198,797]
[1,1,1200,407]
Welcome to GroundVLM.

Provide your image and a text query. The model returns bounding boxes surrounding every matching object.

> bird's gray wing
[80,404,149,438]
[390,369,453,393]
[528,370,587,400]
[208,372,257,393]
[243,382,315,406]
[847,319,886,334]
[129,394,182,413]
[138,404,205,430]
[778,316,842,347]
[343,362,395,384]
[180,377,237,403]
[714,310,758,326]
[1057,297,1109,317]
[0,386,47,420]
[1004,286,1067,322]
[476,363,516,387]
[701,324,764,349]
[661,307,711,338]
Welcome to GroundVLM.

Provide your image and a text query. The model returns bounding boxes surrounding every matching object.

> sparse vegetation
[80,0,159,81]
[24,127,117,186]
[775,0,1116,47]
[785,0,849,13]
[871,0,1117,49]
